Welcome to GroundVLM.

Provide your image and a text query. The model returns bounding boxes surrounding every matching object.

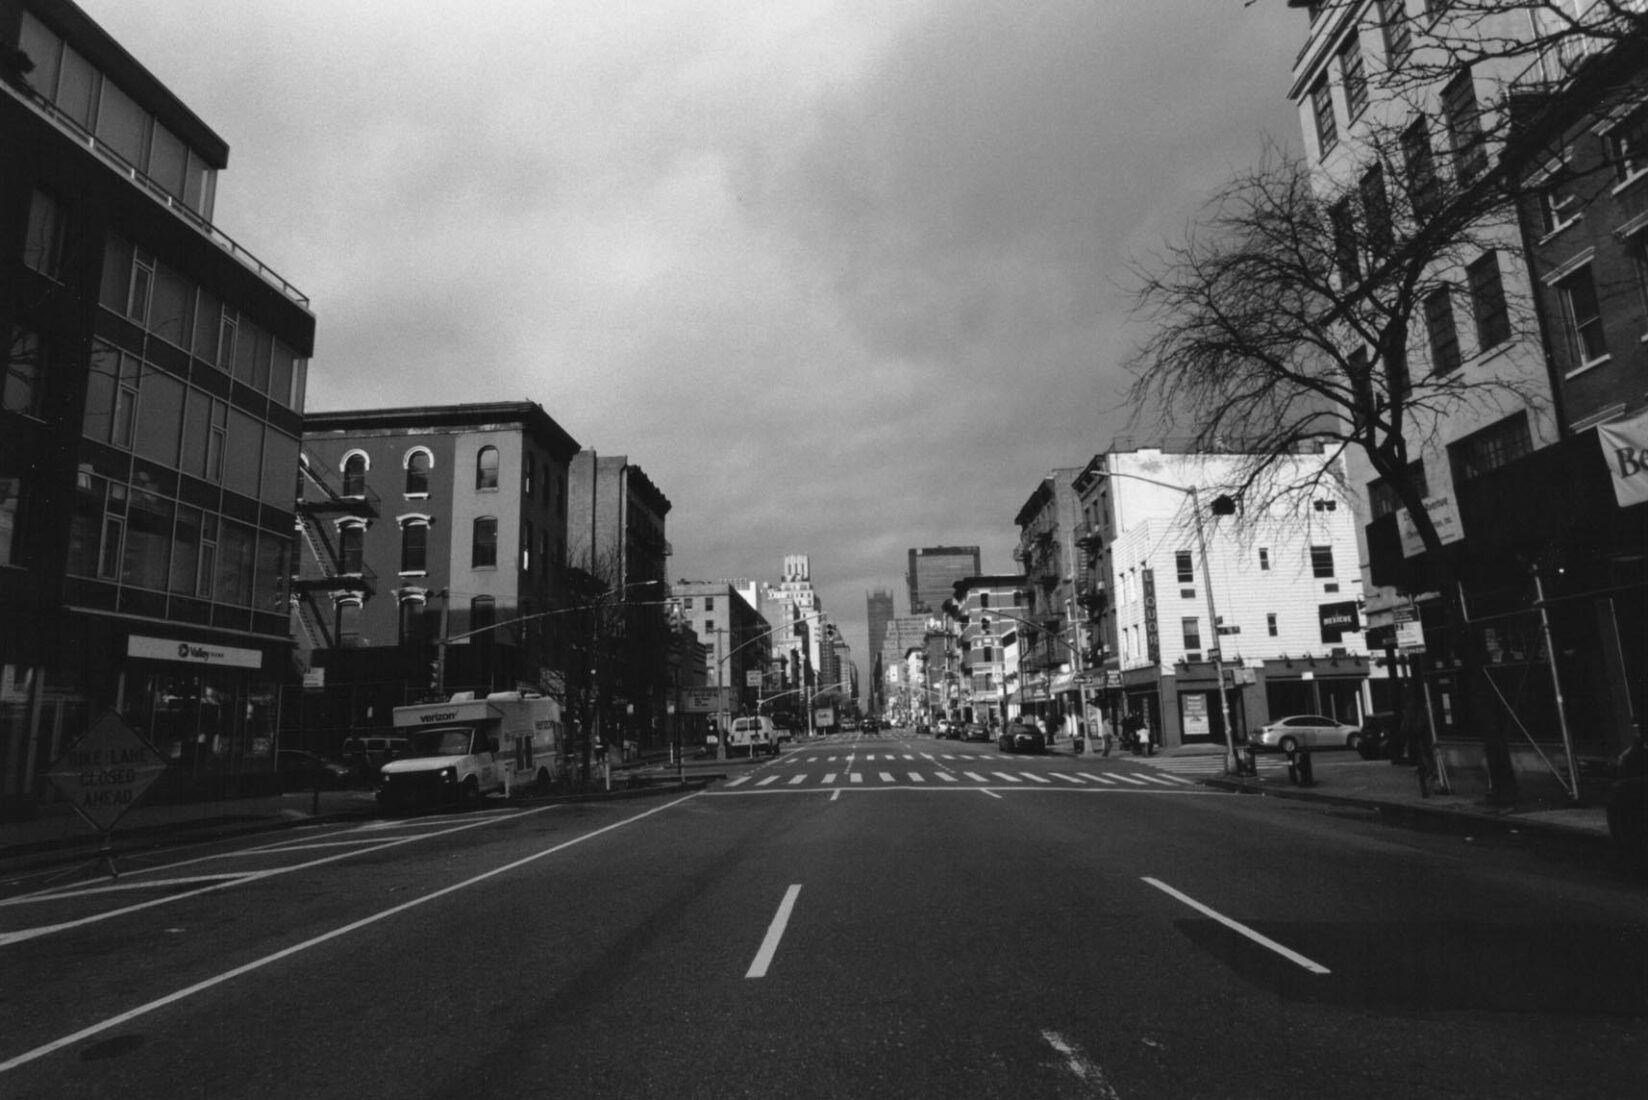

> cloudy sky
[81,0,1306,681]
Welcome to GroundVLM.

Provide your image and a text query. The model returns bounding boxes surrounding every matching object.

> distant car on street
[862,718,880,734]
[997,723,1045,754]
[1249,715,1363,754]
[962,723,991,743]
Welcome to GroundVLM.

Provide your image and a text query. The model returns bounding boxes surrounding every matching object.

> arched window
[476,446,499,491]
[336,597,363,646]
[404,449,431,496]
[338,521,365,574]
[472,516,498,568]
[342,452,368,497]
[400,517,428,574]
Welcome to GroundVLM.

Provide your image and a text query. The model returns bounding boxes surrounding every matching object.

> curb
[1199,776,1612,848]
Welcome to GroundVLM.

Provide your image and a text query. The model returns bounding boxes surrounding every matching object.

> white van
[726,716,779,756]
[378,692,562,810]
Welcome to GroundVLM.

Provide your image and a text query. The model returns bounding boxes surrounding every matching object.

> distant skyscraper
[865,588,894,712]
[907,547,981,616]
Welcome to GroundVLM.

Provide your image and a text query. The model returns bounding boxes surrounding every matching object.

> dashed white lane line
[745,883,803,979]
[1142,877,1332,975]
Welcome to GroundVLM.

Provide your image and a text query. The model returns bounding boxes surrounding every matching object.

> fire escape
[291,451,378,653]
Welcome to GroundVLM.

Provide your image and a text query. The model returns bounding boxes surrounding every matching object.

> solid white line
[0,793,702,1074]
[745,883,803,979]
[1141,877,1331,975]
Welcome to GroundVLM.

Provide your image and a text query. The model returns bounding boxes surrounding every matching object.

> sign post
[45,710,168,878]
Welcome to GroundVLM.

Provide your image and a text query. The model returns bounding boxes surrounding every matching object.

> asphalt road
[1,730,1642,1099]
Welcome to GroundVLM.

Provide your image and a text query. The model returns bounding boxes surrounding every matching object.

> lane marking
[936,773,958,783]
[878,772,896,783]
[1078,773,1116,785]
[850,773,863,784]
[964,772,988,783]
[1040,1029,1121,1100]
[0,794,701,1073]
[1050,773,1084,784]
[1136,774,1179,787]
[822,773,837,785]
[908,773,925,783]
[725,776,750,787]
[990,773,1023,784]
[1142,877,1331,975]
[756,776,778,787]
[787,775,806,786]
[745,883,803,979]
[981,788,1003,800]
[1020,772,1051,784]
[1112,774,1151,786]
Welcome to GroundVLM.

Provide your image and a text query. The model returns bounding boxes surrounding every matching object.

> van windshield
[407,728,476,757]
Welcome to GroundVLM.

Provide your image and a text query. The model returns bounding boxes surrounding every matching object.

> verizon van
[726,716,779,756]
[378,691,563,810]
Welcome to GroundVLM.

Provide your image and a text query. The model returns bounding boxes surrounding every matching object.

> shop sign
[128,634,262,669]
[1182,693,1210,738]
[46,711,167,833]
[1318,600,1362,643]
[680,687,731,713]
[1142,568,1160,664]
[1397,495,1464,558]
[1105,671,1122,689]
[1599,407,1648,506]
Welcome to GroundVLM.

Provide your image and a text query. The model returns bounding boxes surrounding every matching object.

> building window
[1339,32,1368,121]
[1368,462,1429,519]
[1379,0,1411,68]
[126,248,154,326]
[338,522,365,575]
[1360,165,1393,259]
[1537,164,1580,236]
[1629,231,1648,341]
[197,514,217,599]
[1402,118,1441,217]
[705,596,715,612]
[1555,264,1608,367]
[1259,548,1270,571]
[521,518,533,572]
[472,516,498,568]
[342,453,367,497]
[1312,499,1338,511]
[4,326,44,418]
[1331,198,1360,285]
[404,450,431,496]
[1175,550,1194,585]
[1311,545,1336,578]
[1268,613,1279,637]
[470,596,496,636]
[0,476,21,566]
[1310,74,1338,156]
[1423,286,1462,374]
[400,519,428,575]
[1441,70,1487,183]
[23,191,68,279]
[1606,102,1647,184]
[476,446,500,491]
[399,597,427,645]
[337,599,363,647]
[1182,617,1201,652]
[1450,413,1533,483]
[1466,252,1510,351]
[524,453,535,498]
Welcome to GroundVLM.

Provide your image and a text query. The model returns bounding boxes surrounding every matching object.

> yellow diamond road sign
[47,710,168,833]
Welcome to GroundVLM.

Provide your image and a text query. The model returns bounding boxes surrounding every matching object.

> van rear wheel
[460,778,480,809]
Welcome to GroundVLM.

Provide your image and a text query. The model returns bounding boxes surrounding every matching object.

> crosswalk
[717,758,1203,792]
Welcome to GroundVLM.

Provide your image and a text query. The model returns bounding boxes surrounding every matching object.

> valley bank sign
[127,634,264,670]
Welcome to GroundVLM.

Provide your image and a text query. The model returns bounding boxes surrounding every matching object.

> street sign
[46,710,168,833]
[680,687,730,713]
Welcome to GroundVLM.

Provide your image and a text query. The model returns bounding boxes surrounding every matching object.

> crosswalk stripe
[1163,774,1197,785]
[1078,773,1116,784]
[726,776,750,787]
[850,773,863,783]
[991,772,1023,783]
[879,772,895,782]
[936,772,958,782]
[964,772,988,782]
[822,773,837,784]
[1113,774,1151,786]
[903,754,915,760]
[1020,772,1051,784]
[1051,773,1083,783]
[940,754,956,760]
[909,772,924,783]
[788,774,806,785]
[757,776,778,787]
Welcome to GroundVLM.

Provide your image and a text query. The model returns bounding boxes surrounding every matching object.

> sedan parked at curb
[1249,714,1363,754]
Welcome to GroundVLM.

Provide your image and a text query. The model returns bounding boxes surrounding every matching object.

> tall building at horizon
[906,546,980,616]
[865,588,894,713]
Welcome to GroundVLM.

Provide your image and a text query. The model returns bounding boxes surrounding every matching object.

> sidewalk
[1142,742,1612,845]
[0,754,703,879]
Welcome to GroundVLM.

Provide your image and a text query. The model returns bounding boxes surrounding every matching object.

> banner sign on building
[1599,408,1648,507]
[1318,600,1362,643]
[128,634,263,669]
[1142,568,1160,665]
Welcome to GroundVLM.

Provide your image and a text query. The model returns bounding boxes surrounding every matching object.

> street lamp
[1086,468,1243,777]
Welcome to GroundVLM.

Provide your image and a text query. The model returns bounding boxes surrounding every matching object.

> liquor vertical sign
[46,710,168,834]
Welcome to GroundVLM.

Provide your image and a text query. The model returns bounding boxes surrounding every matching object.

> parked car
[1249,715,1363,754]
[1606,735,1646,875]
[962,723,991,742]
[998,723,1045,754]
[914,723,931,737]
[862,718,880,734]
[275,749,351,791]
[933,721,953,740]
